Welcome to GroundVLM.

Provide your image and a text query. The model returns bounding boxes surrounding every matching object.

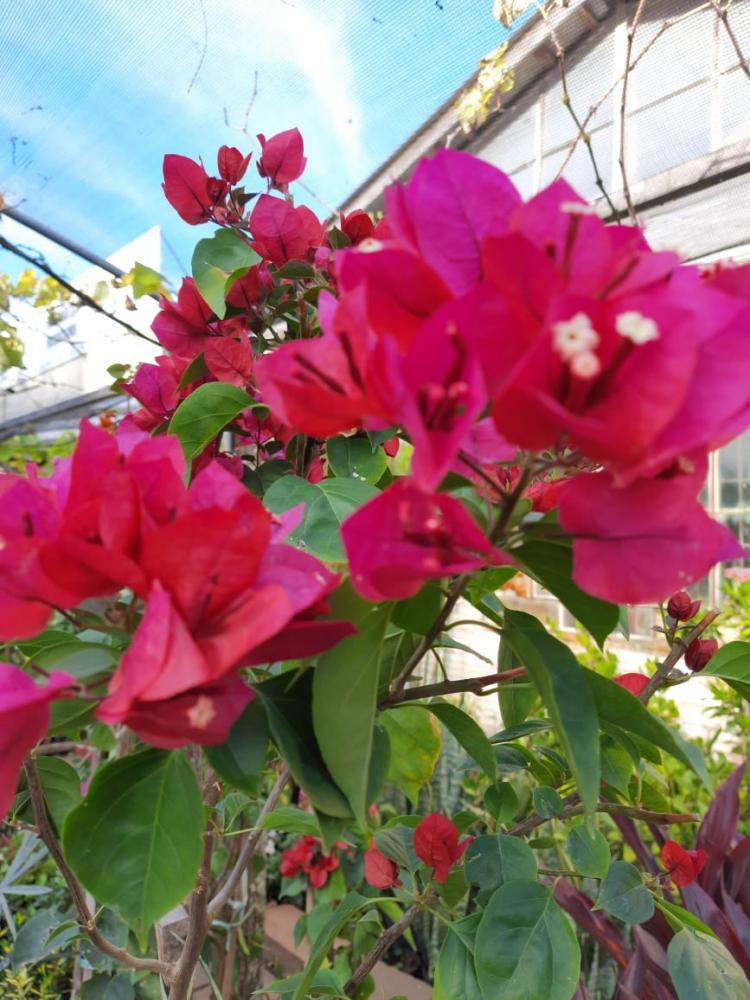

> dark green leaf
[700,641,750,701]
[667,929,750,1000]
[255,672,351,818]
[377,629,421,699]
[434,915,482,1000]
[203,697,268,794]
[365,725,390,810]
[372,823,420,873]
[18,634,117,681]
[49,697,96,736]
[192,229,260,318]
[264,969,343,996]
[391,585,442,635]
[533,785,564,818]
[514,535,619,647]
[600,736,633,795]
[489,719,552,743]
[260,806,320,836]
[475,881,580,1000]
[313,606,391,826]
[504,610,600,819]
[464,835,537,904]
[327,434,388,484]
[62,749,203,945]
[497,634,537,727]
[80,975,136,1000]
[169,382,253,461]
[11,910,78,967]
[485,781,519,823]
[291,892,370,1000]
[415,701,496,780]
[37,758,82,831]
[586,670,706,779]
[264,475,378,562]
[177,352,209,389]
[594,860,654,924]
[566,825,610,878]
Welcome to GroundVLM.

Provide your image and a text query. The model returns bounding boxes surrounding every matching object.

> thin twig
[186,0,208,94]
[619,0,649,223]
[508,798,699,838]
[713,0,750,82]
[207,766,289,919]
[0,234,160,347]
[168,818,215,999]
[344,901,425,997]
[382,668,527,707]
[639,610,719,704]
[23,756,171,978]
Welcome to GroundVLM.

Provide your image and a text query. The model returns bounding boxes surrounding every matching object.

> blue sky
[0,0,513,284]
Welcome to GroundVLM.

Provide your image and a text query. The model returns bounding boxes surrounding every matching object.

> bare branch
[619,0,649,223]
[639,609,719,703]
[24,756,171,978]
[382,668,527,707]
[344,900,427,997]
[713,0,750,83]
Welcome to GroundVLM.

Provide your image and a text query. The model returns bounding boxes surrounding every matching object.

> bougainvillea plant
[1,128,750,999]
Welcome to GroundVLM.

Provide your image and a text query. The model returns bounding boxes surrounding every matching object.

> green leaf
[37,758,82,831]
[504,610,599,820]
[264,475,379,562]
[80,975,136,1000]
[192,229,260,318]
[264,970,343,996]
[327,434,388,485]
[667,929,750,1000]
[313,606,391,826]
[489,719,552,743]
[377,628,421,699]
[594,860,654,924]
[365,725,391,810]
[514,535,619,647]
[485,782,519,822]
[17,633,117,681]
[291,892,370,1000]
[586,670,705,778]
[655,898,715,937]
[533,785,564,818]
[566,825,610,878]
[260,806,320,836]
[274,260,316,280]
[372,822,420,873]
[129,261,166,299]
[497,634,537,727]
[391,585,442,635]
[255,672,351,818]
[414,701,496,780]
[49,697,96,736]
[379,706,441,805]
[11,910,78,968]
[475,881,580,1000]
[169,382,253,461]
[203,698,269,794]
[464,835,537,904]
[600,736,634,795]
[700,641,750,701]
[434,915,482,1000]
[62,749,203,945]
[177,352,209,389]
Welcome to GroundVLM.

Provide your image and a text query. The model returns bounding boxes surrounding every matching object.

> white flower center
[552,313,600,361]
[570,350,601,379]
[187,696,216,730]
[357,238,383,254]
[615,311,660,345]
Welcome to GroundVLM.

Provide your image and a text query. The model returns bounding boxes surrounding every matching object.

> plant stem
[207,766,289,919]
[344,898,428,997]
[508,798,698,838]
[639,609,719,704]
[382,667,527,707]
[168,820,216,1000]
[23,756,171,979]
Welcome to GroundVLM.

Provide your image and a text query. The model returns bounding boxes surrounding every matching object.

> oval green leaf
[566,825,610,879]
[169,382,254,461]
[62,749,203,945]
[668,928,750,1000]
[475,880,580,1000]
[203,697,269,794]
[594,860,654,924]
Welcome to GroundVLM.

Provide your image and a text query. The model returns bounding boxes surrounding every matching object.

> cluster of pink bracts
[0,126,747,822]
[0,421,354,816]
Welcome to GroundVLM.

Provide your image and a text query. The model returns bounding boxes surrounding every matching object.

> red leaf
[697,760,748,893]
[162,154,212,225]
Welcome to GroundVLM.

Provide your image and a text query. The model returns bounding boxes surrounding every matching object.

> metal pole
[0,205,127,279]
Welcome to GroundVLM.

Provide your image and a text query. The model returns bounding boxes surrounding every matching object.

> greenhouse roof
[0,0,516,282]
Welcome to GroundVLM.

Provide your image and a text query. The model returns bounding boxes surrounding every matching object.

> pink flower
[204,333,253,387]
[279,835,340,890]
[0,665,74,820]
[661,840,707,886]
[152,278,213,357]
[613,673,649,696]
[558,455,744,604]
[342,478,509,601]
[162,154,218,225]
[217,145,251,185]
[250,195,323,267]
[256,128,306,191]
[339,209,375,245]
[364,843,402,889]
[413,813,472,884]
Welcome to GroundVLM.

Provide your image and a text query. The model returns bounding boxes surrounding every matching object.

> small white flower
[552,313,600,361]
[570,350,601,379]
[357,238,383,254]
[187,696,216,730]
[616,311,660,345]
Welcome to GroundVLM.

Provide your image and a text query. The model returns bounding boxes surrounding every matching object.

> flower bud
[667,590,701,621]
[685,637,718,672]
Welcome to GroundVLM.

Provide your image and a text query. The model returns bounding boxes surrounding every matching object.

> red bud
[667,590,701,621]
[685,637,718,672]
